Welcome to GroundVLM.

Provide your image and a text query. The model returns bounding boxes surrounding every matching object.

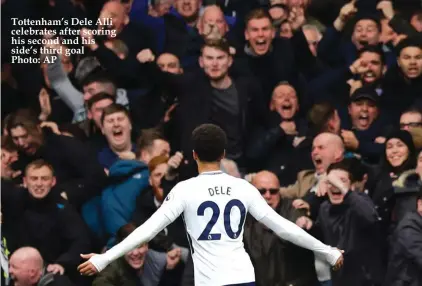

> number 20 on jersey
[197,199,246,240]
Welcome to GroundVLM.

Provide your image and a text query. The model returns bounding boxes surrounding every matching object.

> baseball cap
[350,87,379,105]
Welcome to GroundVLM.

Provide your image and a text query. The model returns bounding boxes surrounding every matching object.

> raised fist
[339,0,358,22]
[377,1,394,20]
[288,6,306,31]
[136,49,155,63]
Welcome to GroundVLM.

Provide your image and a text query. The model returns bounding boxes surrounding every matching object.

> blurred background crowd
[1,0,422,285]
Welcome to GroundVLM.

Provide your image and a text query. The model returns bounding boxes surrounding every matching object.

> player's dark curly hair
[191,124,227,162]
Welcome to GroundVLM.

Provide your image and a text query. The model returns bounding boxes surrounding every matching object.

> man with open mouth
[247,82,307,185]
[379,37,422,125]
[308,44,387,110]
[280,132,345,201]
[239,8,299,104]
[98,103,137,170]
[317,0,395,68]
[341,87,384,164]
[396,38,422,81]
[353,45,387,89]
[6,109,107,208]
[295,159,383,286]
[9,247,74,286]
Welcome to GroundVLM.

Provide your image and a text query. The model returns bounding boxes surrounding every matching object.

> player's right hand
[332,249,344,271]
[78,254,99,276]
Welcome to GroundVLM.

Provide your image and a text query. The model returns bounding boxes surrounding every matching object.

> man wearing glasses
[399,107,422,131]
[243,171,318,286]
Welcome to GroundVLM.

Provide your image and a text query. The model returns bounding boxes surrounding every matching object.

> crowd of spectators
[1,0,422,285]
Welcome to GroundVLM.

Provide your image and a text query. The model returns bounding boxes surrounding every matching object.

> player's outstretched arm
[78,208,172,275]
[248,188,343,267]
[78,187,185,275]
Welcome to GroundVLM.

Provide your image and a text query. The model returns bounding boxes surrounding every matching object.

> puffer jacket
[82,160,149,245]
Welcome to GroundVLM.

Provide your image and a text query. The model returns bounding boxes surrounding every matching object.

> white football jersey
[91,170,341,286]
[161,170,268,285]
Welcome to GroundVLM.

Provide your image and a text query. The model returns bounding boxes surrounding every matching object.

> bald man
[197,5,229,39]
[251,171,282,209]
[312,133,344,175]
[282,134,344,285]
[280,133,345,199]
[244,171,318,286]
[99,1,129,38]
[9,247,74,286]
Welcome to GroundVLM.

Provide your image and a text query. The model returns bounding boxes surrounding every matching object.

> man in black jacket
[235,8,300,104]
[296,160,383,286]
[386,188,422,286]
[244,171,317,286]
[247,82,308,185]
[381,38,422,124]
[145,39,265,177]
[6,109,107,208]
[2,160,91,283]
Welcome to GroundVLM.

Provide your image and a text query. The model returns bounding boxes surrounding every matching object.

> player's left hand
[332,249,344,271]
[78,254,99,276]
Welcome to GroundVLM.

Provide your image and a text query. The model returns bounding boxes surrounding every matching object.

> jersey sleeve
[160,182,186,221]
[88,183,186,272]
[247,184,341,266]
[246,183,272,220]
